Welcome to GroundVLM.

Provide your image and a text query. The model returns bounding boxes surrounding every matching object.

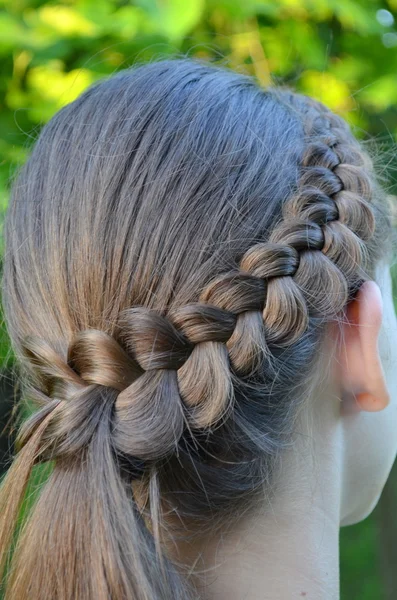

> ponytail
[0,58,390,600]
[0,386,197,600]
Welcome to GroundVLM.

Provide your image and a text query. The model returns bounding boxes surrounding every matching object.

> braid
[2,60,391,600]
[17,92,379,468]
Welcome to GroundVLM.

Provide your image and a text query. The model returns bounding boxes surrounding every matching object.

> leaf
[299,70,354,114]
[0,12,28,52]
[37,5,99,38]
[137,0,205,40]
[358,75,397,111]
[329,0,379,34]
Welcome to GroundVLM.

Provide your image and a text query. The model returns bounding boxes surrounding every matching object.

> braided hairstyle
[0,59,391,600]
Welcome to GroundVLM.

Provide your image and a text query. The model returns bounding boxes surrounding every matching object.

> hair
[0,58,392,599]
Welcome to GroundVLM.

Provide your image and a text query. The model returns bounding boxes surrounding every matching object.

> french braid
[1,60,392,600]
[17,92,379,471]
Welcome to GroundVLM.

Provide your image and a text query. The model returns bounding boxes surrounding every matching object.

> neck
[170,379,344,600]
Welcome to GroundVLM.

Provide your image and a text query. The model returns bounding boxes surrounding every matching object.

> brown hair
[0,59,391,599]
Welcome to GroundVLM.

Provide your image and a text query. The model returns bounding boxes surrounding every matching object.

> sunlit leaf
[299,70,354,114]
[37,5,98,38]
[358,74,397,111]
[22,63,96,121]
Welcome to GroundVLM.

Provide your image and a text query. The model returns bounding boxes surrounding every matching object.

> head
[0,58,396,599]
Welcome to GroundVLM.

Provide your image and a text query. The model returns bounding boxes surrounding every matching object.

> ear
[337,280,390,414]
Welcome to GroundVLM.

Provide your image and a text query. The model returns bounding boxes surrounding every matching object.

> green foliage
[1,1,397,597]
[1,0,397,204]
[340,515,382,600]
[1,0,396,218]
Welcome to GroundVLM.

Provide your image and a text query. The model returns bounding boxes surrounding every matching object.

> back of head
[0,59,390,599]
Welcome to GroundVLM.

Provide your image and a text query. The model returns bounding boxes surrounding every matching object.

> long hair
[0,59,391,599]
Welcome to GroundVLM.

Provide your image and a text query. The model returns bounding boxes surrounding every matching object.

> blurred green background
[1,1,397,598]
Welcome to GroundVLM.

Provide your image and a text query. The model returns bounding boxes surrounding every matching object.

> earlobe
[338,280,390,413]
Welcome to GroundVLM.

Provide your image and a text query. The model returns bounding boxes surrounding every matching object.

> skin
[170,261,397,600]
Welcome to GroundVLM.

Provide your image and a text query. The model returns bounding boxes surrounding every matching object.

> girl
[1,58,396,600]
